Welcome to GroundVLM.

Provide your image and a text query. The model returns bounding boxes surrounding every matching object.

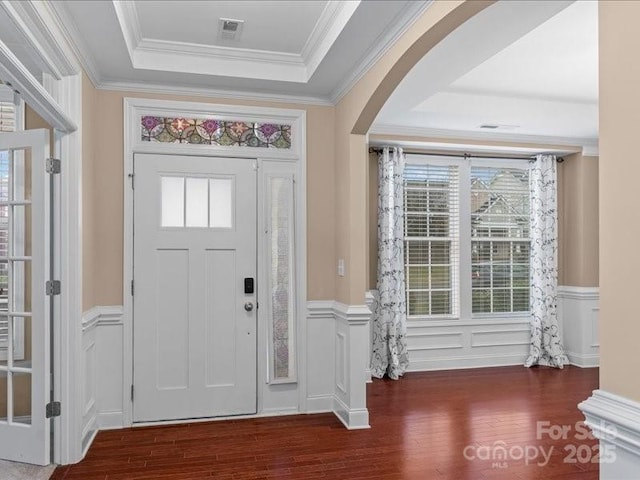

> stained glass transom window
[141,116,292,149]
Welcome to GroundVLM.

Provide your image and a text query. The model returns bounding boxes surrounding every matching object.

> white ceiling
[46,0,429,103]
[373,0,599,146]
[0,0,600,147]
[135,1,328,54]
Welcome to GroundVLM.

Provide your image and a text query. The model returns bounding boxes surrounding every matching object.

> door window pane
[185,178,208,227]
[161,177,184,227]
[209,178,233,229]
[12,371,31,425]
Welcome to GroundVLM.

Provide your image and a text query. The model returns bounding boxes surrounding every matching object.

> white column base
[579,389,640,479]
[333,395,370,430]
[333,302,371,429]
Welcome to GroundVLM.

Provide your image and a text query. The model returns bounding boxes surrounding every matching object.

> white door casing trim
[123,97,307,426]
[0,2,84,464]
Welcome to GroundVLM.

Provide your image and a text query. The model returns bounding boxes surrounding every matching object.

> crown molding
[329,0,434,104]
[112,0,358,84]
[0,0,81,79]
[133,39,307,83]
[370,123,597,153]
[302,0,360,80]
[112,0,141,64]
[47,0,101,87]
[95,80,334,107]
[582,144,599,157]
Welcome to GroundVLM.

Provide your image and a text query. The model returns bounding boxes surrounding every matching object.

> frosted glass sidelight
[209,178,233,228]
[161,177,185,227]
[185,178,209,227]
[268,175,295,382]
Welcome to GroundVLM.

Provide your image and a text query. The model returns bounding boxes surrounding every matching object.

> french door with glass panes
[0,129,51,465]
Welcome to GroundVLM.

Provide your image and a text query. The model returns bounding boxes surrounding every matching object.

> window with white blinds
[402,156,531,319]
[404,164,459,317]
[0,101,16,133]
[471,167,530,313]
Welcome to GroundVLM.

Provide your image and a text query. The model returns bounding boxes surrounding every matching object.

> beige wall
[557,153,599,287]
[82,84,336,309]
[334,1,493,304]
[599,1,640,403]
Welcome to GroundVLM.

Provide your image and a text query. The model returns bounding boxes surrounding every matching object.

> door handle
[244,302,254,312]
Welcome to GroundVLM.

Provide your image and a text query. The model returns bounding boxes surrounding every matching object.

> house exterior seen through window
[403,156,530,318]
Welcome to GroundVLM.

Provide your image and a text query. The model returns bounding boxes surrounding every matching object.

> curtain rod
[368,147,564,163]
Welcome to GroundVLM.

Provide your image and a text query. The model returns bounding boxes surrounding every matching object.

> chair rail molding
[579,389,640,479]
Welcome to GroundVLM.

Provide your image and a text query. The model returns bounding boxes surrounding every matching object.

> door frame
[123,98,307,427]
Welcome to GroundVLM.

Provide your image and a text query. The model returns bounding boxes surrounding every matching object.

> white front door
[133,153,257,422]
[0,129,51,465]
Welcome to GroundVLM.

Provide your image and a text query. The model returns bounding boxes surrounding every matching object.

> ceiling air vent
[479,124,520,131]
[219,18,244,41]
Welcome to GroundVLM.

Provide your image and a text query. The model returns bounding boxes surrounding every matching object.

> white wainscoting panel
[557,286,599,367]
[305,301,335,413]
[405,318,530,371]
[81,306,125,441]
[80,311,98,455]
[307,300,372,429]
[579,390,640,479]
[333,302,371,430]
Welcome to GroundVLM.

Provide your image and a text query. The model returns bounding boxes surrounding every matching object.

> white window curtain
[525,154,568,368]
[371,147,409,379]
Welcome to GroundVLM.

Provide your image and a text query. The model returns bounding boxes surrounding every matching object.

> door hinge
[46,158,61,174]
[46,401,61,418]
[131,385,134,402]
[131,280,134,296]
[46,280,61,296]
[128,173,134,189]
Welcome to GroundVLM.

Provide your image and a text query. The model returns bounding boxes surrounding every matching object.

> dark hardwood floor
[52,366,599,480]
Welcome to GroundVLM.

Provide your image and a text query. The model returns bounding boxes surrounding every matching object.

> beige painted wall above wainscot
[599,0,640,404]
[333,0,494,304]
[81,82,336,309]
[557,153,599,288]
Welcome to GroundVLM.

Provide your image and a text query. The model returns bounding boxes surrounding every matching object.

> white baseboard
[579,389,640,479]
[80,415,98,456]
[332,395,370,430]
[407,353,527,372]
[306,395,334,413]
[97,411,125,430]
[81,428,98,458]
[566,351,600,368]
[260,407,300,416]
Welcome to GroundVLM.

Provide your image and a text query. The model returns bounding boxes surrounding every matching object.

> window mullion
[458,160,472,320]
